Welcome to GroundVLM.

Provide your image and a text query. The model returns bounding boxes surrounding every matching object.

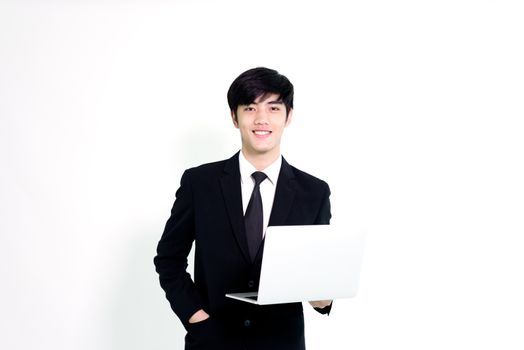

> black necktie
[245,171,267,261]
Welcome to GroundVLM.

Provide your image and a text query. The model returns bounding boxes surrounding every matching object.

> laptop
[225,224,366,305]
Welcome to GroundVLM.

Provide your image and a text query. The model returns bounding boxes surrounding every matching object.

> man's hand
[188,309,210,324]
[309,300,332,309]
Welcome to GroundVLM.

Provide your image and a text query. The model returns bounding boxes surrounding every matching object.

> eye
[270,106,281,111]
[244,106,255,112]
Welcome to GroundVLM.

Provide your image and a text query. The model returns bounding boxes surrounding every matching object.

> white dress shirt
[238,151,282,238]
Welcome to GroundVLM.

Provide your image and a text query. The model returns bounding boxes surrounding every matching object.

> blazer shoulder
[288,164,330,191]
[183,153,238,181]
[186,159,227,175]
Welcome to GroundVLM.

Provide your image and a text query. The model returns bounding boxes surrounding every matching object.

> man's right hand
[188,309,210,324]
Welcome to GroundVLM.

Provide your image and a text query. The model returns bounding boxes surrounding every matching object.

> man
[154,67,332,350]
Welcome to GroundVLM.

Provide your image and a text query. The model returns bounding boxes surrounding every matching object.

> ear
[230,110,239,128]
[285,108,293,127]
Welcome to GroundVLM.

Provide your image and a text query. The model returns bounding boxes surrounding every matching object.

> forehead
[252,92,282,104]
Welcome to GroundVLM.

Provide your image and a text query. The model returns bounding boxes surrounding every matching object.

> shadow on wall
[106,123,234,349]
[107,232,190,350]
[176,121,238,168]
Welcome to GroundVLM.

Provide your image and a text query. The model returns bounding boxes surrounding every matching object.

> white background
[1,1,523,349]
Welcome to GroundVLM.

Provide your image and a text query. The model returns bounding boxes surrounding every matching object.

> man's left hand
[308,300,332,309]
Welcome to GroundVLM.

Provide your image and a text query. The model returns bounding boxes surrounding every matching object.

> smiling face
[231,93,292,164]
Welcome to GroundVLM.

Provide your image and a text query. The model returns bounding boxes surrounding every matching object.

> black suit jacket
[154,152,331,350]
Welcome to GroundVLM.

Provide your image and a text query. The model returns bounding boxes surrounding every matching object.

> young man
[154,67,332,350]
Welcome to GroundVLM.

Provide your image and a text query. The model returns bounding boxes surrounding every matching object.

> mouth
[252,130,272,136]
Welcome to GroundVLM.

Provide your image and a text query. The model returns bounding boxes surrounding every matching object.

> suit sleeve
[314,181,333,315]
[314,181,332,225]
[154,170,203,326]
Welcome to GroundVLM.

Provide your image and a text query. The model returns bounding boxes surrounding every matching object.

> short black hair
[227,67,294,117]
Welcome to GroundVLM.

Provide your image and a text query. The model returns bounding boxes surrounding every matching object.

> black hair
[227,67,294,118]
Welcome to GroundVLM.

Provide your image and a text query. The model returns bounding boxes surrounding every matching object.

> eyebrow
[248,100,283,105]
[244,99,283,106]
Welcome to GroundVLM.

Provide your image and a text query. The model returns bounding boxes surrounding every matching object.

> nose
[254,109,269,124]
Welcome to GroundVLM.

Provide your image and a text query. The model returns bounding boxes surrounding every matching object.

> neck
[241,149,280,171]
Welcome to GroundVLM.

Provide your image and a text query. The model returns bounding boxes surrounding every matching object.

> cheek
[240,125,252,136]
[276,122,288,132]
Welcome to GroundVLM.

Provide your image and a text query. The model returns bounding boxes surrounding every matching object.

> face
[231,93,292,161]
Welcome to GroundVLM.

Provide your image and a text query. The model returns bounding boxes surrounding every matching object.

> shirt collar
[239,151,282,186]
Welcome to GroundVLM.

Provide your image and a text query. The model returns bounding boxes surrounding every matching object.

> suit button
[248,280,254,288]
[244,319,251,327]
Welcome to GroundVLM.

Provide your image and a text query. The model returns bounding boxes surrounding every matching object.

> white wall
[1,1,523,349]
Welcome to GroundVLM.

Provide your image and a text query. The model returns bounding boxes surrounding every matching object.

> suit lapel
[252,157,296,264]
[268,157,296,226]
[219,152,251,263]
[220,154,297,263]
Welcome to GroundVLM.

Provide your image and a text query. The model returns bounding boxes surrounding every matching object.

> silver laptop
[226,224,366,305]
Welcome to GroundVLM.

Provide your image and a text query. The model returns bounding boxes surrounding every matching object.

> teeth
[254,131,270,135]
